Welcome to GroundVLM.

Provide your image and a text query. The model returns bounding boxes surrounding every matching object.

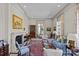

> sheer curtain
[56,14,64,36]
[77,7,79,33]
[36,20,45,38]
[77,7,79,49]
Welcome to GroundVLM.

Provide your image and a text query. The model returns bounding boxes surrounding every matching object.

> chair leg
[17,51,21,56]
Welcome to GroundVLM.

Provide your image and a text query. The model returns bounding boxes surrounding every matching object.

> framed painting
[12,15,23,29]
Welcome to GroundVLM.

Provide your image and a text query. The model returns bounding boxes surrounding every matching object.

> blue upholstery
[0,40,7,47]
[20,46,29,56]
[15,41,29,56]
[51,40,67,55]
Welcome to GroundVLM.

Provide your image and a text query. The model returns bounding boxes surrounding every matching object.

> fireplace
[11,32,25,53]
[15,35,22,44]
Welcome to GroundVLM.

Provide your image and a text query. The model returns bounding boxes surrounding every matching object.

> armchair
[15,41,29,56]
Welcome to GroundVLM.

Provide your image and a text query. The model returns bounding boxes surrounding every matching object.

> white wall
[64,4,77,36]
[0,4,8,41]
[52,4,77,36]
[29,19,52,28]
[29,19,52,27]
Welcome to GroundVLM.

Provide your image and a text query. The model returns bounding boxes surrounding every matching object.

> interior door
[30,25,36,38]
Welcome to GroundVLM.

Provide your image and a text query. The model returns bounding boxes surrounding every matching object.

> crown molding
[51,4,70,20]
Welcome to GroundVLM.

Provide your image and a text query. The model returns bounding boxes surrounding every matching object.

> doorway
[30,25,36,38]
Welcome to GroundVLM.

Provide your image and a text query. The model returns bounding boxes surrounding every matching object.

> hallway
[0,3,79,56]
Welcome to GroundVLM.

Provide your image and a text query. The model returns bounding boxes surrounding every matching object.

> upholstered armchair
[15,41,29,56]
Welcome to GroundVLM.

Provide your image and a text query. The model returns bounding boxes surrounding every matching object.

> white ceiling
[20,3,68,19]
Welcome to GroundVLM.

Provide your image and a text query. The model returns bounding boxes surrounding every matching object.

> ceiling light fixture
[57,5,61,7]
[24,5,27,8]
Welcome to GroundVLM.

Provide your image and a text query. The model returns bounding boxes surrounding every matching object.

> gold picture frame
[12,15,23,29]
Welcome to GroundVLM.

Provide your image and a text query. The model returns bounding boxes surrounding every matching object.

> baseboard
[10,52,18,54]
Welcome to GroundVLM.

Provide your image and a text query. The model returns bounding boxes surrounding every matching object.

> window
[37,24,44,36]
[56,14,64,35]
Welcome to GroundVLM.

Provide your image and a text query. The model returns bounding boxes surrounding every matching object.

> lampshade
[67,33,77,47]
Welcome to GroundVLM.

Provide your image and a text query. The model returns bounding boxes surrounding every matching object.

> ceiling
[20,3,68,19]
